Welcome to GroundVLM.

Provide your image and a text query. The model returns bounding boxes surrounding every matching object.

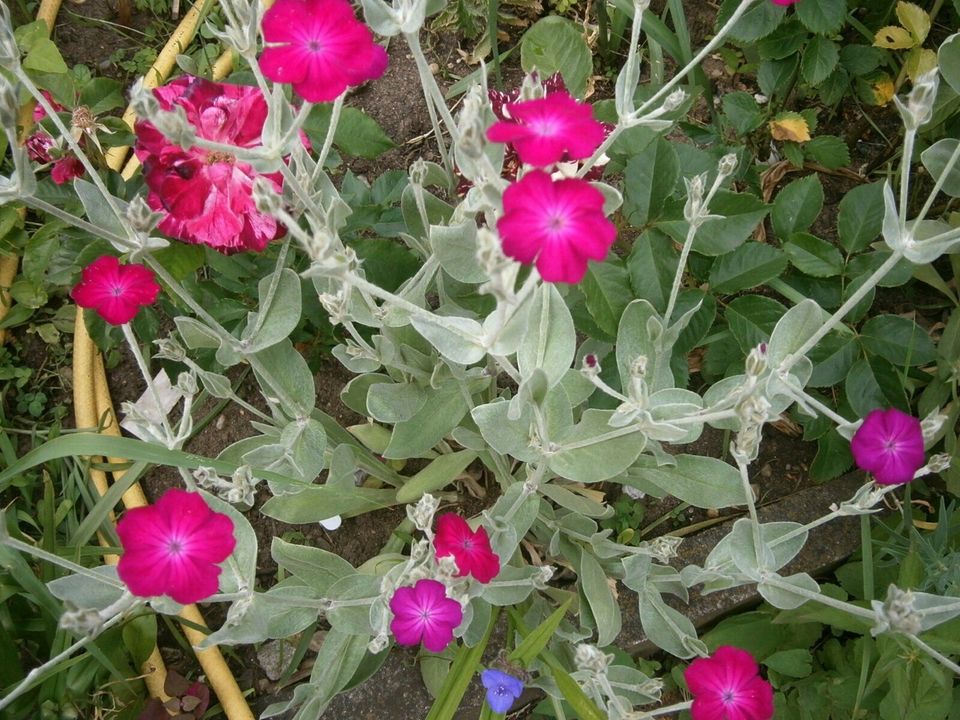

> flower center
[722,689,737,704]
[167,539,184,555]
[883,438,899,451]
[206,151,235,165]
[111,284,125,297]
[547,213,566,232]
[307,40,323,53]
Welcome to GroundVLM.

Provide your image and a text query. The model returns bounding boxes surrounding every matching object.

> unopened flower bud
[745,343,767,377]
[176,371,198,395]
[574,644,612,675]
[252,176,282,216]
[409,494,441,533]
[436,554,461,579]
[581,353,601,377]
[662,89,687,113]
[409,158,429,187]
[154,336,186,362]
[718,152,738,178]
[683,173,707,223]
[920,409,947,443]
[60,607,104,636]
[630,355,648,379]
[126,195,164,233]
[872,584,922,636]
[368,633,390,654]
[531,565,554,589]
[925,453,951,473]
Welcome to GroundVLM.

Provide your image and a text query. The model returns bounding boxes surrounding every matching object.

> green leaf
[810,428,853,481]
[797,0,846,35]
[23,37,68,73]
[395,450,477,503]
[939,33,960,95]
[758,56,800,98]
[837,182,885,253]
[508,599,572,667]
[766,299,830,368]
[659,191,768,256]
[632,454,745,508]
[580,259,632,336]
[716,0,786,43]
[518,284,576,388]
[808,332,860,386]
[549,410,646,483]
[722,91,764,136]
[772,175,824,240]
[579,552,621,647]
[840,45,886,76]
[79,78,124,115]
[304,105,395,158]
[627,229,678,313]
[804,135,851,169]
[385,384,469,459]
[271,538,356,591]
[859,314,937,366]
[240,268,302,353]
[520,16,593,98]
[366,382,427,423]
[757,18,808,60]
[920,139,960,197]
[784,232,844,277]
[410,313,486,365]
[708,242,787,293]
[623,138,679,225]
[639,589,705,658]
[725,295,787,352]
[845,356,907,416]
[802,37,840,86]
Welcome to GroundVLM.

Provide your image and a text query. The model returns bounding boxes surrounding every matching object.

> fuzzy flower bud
[662,88,687,113]
[718,152,738,178]
[574,644,613,675]
[581,353,601,377]
[683,173,707,223]
[252,176,283,217]
[125,195,164,233]
[920,408,947,443]
[408,493,441,533]
[531,565,555,590]
[154,336,187,362]
[872,584,922,636]
[368,633,390,654]
[59,607,104,636]
[745,343,767,378]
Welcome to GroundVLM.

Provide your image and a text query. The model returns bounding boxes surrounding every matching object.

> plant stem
[908,633,960,676]
[121,323,177,445]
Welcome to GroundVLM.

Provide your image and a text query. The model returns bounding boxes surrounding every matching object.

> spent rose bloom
[481,669,524,713]
[389,579,463,652]
[487,91,606,167]
[497,170,616,283]
[116,489,236,604]
[71,255,161,325]
[134,76,286,254]
[685,646,774,720]
[32,89,65,122]
[850,407,926,485]
[433,513,501,583]
[50,155,85,185]
[258,0,388,103]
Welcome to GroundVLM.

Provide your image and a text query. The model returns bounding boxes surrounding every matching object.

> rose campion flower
[850,407,925,485]
[116,488,236,604]
[258,0,388,103]
[134,76,286,254]
[481,669,524,714]
[71,255,161,325]
[389,579,463,652]
[486,91,606,167]
[685,646,774,720]
[433,513,501,583]
[497,170,616,283]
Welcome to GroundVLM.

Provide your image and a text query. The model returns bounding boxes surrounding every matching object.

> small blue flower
[481,668,524,714]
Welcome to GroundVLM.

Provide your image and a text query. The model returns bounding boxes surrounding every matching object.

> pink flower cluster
[389,514,500,652]
[134,76,287,254]
[486,79,616,284]
[116,488,236,605]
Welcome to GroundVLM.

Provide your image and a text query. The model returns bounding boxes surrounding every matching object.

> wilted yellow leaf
[904,47,938,83]
[769,115,811,143]
[873,77,896,105]
[874,25,915,49]
[896,1,931,45]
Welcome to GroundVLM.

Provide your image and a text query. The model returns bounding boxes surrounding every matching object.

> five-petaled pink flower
[258,0,388,103]
[71,255,161,325]
[134,76,287,254]
[389,579,463,653]
[433,513,501,583]
[850,407,925,485]
[497,170,616,283]
[685,646,774,720]
[116,489,236,605]
[487,92,606,168]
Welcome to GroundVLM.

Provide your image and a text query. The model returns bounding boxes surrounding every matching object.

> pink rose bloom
[487,91,606,167]
[389,579,463,652]
[116,489,236,605]
[32,90,65,122]
[433,513,501,583]
[850,407,925,485]
[71,255,161,325]
[50,155,85,185]
[497,170,616,283]
[258,0,388,103]
[685,646,774,720]
[134,76,286,254]
[25,132,54,163]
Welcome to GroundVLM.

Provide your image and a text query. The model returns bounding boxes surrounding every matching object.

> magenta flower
[487,92,606,167]
[116,489,236,605]
[32,90,65,122]
[685,646,774,720]
[389,579,463,652]
[497,170,616,284]
[850,407,925,485]
[71,255,161,325]
[50,155,85,185]
[258,0,388,103]
[769,0,800,5]
[25,132,54,163]
[433,513,501,583]
[134,76,287,254]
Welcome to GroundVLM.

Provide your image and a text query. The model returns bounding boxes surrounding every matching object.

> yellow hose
[72,0,254,716]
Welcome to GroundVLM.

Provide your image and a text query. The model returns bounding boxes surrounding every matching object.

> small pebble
[428,62,439,74]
